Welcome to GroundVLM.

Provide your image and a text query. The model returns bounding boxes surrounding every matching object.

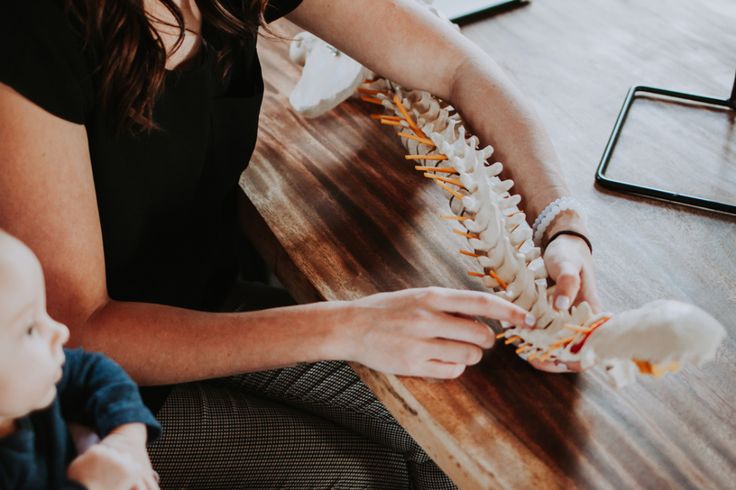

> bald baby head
[0,229,68,425]
[0,229,44,301]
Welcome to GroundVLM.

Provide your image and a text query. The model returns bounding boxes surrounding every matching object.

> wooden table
[239,1,736,488]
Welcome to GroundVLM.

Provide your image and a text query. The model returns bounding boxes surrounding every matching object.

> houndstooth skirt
[147,282,457,489]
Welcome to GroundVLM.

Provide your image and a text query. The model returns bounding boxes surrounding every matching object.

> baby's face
[0,232,69,421]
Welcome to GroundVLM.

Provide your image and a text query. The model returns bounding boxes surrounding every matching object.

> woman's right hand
[337,287,535,379]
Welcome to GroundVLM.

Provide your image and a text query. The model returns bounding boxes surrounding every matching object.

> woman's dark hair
[64,0,268,134]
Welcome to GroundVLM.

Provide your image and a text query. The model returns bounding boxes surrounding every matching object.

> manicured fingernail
[544,362,570,373]
[555,296,570,311]
[525,313,536,327]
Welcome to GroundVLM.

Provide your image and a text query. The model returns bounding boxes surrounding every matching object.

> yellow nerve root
[414,166,458,174]
[405,154,448,161]
[361,96,384,105]
[398,132,435,146]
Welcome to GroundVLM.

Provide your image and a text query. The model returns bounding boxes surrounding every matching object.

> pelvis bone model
[285,4,726,387]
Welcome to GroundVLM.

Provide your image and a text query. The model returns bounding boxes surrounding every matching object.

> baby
[0,229,161,489]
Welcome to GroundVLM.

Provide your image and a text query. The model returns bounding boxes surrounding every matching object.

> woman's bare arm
[288,0,599,311]
[0,82,530,384]
[288,0,581,231]
[0,82,342,385]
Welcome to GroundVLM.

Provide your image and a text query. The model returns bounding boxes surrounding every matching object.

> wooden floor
[239,1,736,488]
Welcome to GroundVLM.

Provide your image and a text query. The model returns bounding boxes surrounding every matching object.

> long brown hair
[64,0,269,134]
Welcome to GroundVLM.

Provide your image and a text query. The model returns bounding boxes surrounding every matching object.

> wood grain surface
[239,1,736,488]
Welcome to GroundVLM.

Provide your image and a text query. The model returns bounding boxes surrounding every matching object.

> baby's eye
[26,324,37,337]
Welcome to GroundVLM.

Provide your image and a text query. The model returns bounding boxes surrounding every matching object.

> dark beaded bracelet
[544,230,593,254]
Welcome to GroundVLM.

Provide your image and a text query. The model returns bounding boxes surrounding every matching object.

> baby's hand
[67,443,141,490]
[67,423,159,490]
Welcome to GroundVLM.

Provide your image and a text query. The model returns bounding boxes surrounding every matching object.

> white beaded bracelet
[532,196,585,245]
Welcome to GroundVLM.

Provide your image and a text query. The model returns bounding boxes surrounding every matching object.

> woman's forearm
[290,0,586,237]
[448,51,588,239]
[76,299,346,386]
[449,52,566,219]
[73,285,535,386]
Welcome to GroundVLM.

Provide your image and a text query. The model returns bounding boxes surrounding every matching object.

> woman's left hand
[530,233,602,373]
[544,234,602,314]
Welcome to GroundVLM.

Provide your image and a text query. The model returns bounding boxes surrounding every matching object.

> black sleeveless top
[0,0,302,311]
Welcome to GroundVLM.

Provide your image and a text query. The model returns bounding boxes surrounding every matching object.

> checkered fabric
[149,361,457,489]
[147,281,458,489]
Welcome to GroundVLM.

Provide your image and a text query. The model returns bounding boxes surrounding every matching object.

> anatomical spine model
[286,5,726,387]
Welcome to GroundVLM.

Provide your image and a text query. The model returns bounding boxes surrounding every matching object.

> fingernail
[525,313,536,327]
[555,296,570,311]
[544,362,570,373]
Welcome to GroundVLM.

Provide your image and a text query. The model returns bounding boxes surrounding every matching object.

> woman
[0,0,600,487]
